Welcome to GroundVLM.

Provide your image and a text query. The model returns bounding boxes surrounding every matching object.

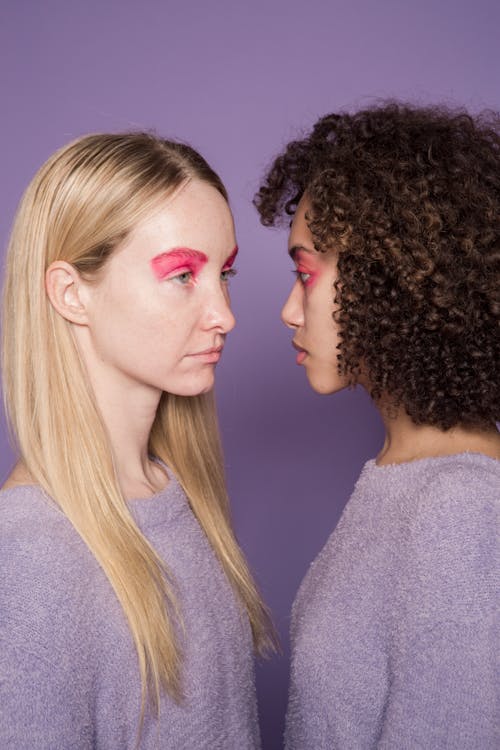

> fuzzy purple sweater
[0,473,260,749]
[286,453,499,749]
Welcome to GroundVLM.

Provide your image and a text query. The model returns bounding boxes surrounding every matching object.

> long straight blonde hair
[2,132,274,715]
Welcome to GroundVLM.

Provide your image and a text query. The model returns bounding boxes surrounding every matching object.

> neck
[74,331,169,500]
[377,408,500,466]
[93,381,168,498]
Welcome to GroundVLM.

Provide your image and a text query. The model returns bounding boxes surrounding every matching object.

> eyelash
[171,270,193,285]
[169,267,237,285]
[221,268,237,282]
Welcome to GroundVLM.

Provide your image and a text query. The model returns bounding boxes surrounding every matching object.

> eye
[221,268,237,283]
[293,269,311,285]
[171,270,193,285]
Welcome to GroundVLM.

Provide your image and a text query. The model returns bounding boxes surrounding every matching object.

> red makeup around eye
[294,249,318,288]
[222,246,238,271]
[150,248,208,280]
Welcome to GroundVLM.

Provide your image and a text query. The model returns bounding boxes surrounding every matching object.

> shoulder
[0,483,107,583]
[422,451,500,489]
[0,485,109,645]
[400,454,498,614]
[1,483,66,547]
[411,453,499,532]
[0,483,85,561]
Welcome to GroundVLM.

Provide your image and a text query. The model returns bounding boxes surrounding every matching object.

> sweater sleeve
[378,471,498,749]
[0,637,94,749]
[0,490,95,749]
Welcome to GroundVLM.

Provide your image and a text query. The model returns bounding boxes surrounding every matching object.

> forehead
[288,194,340,268]
[288,195,326,266]
[123,179,235,258]
[288,195,313,250]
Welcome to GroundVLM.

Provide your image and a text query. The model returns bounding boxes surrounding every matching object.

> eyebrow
[223,246,239,268]
[151,247,207,262]
[150,247,208,280]
[288,244,315,259]
[150,245,239,278]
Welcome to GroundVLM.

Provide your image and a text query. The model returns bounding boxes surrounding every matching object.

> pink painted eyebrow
[289,244,315,260]
[150,247,208,280]
[290,248,318,271]
[222,246,238,269]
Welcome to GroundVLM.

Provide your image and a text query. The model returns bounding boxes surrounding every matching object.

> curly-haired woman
[255,103,499,749]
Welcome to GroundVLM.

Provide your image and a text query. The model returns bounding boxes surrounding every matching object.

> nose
[202,285,236,334]
[281,279,304,329]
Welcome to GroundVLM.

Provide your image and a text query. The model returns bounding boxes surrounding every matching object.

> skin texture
[282,196,349,395]
[44,178,237,497]
[77,181,236,398]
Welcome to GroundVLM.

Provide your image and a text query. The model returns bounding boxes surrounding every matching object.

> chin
[307,374,348,396]
[167,375,215,398]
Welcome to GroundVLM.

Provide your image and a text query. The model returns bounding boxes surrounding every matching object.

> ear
[45,261,90,325]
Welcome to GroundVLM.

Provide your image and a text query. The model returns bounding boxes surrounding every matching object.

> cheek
[302,287,324,324]
[130,299,202,359]
[94,273,204,354]
[304,285,337,339]
[93,290,167,352]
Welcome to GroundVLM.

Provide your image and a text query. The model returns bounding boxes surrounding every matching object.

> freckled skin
[76,180,238,401]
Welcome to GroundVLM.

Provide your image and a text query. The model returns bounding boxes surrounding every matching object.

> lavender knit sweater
[286,452,499,749]
[0,473,260,749]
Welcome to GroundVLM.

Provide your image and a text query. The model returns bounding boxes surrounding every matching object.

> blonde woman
[0,133,273,749]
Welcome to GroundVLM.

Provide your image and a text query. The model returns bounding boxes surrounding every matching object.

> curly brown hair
[254,103,500,430]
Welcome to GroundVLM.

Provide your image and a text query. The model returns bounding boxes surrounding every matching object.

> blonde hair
[2,133,274,717]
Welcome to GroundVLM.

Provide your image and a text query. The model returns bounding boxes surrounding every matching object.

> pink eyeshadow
[295,250,318,288]
[151,248,208,280]
[222,246,239,270]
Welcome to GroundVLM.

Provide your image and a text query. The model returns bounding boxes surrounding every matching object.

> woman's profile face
[80,179,237,398]
[281,195,349,395]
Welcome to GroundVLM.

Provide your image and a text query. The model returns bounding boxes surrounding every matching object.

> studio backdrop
[1,1,498,747]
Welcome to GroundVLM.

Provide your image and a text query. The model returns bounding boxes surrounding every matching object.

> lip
[292,340,307,365]
[188,346,223,363]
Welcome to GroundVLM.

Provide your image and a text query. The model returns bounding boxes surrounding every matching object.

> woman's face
[81,179,237,398]
[281,195,349,395]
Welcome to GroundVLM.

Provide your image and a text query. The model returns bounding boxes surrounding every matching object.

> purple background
[1,2,499,747]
